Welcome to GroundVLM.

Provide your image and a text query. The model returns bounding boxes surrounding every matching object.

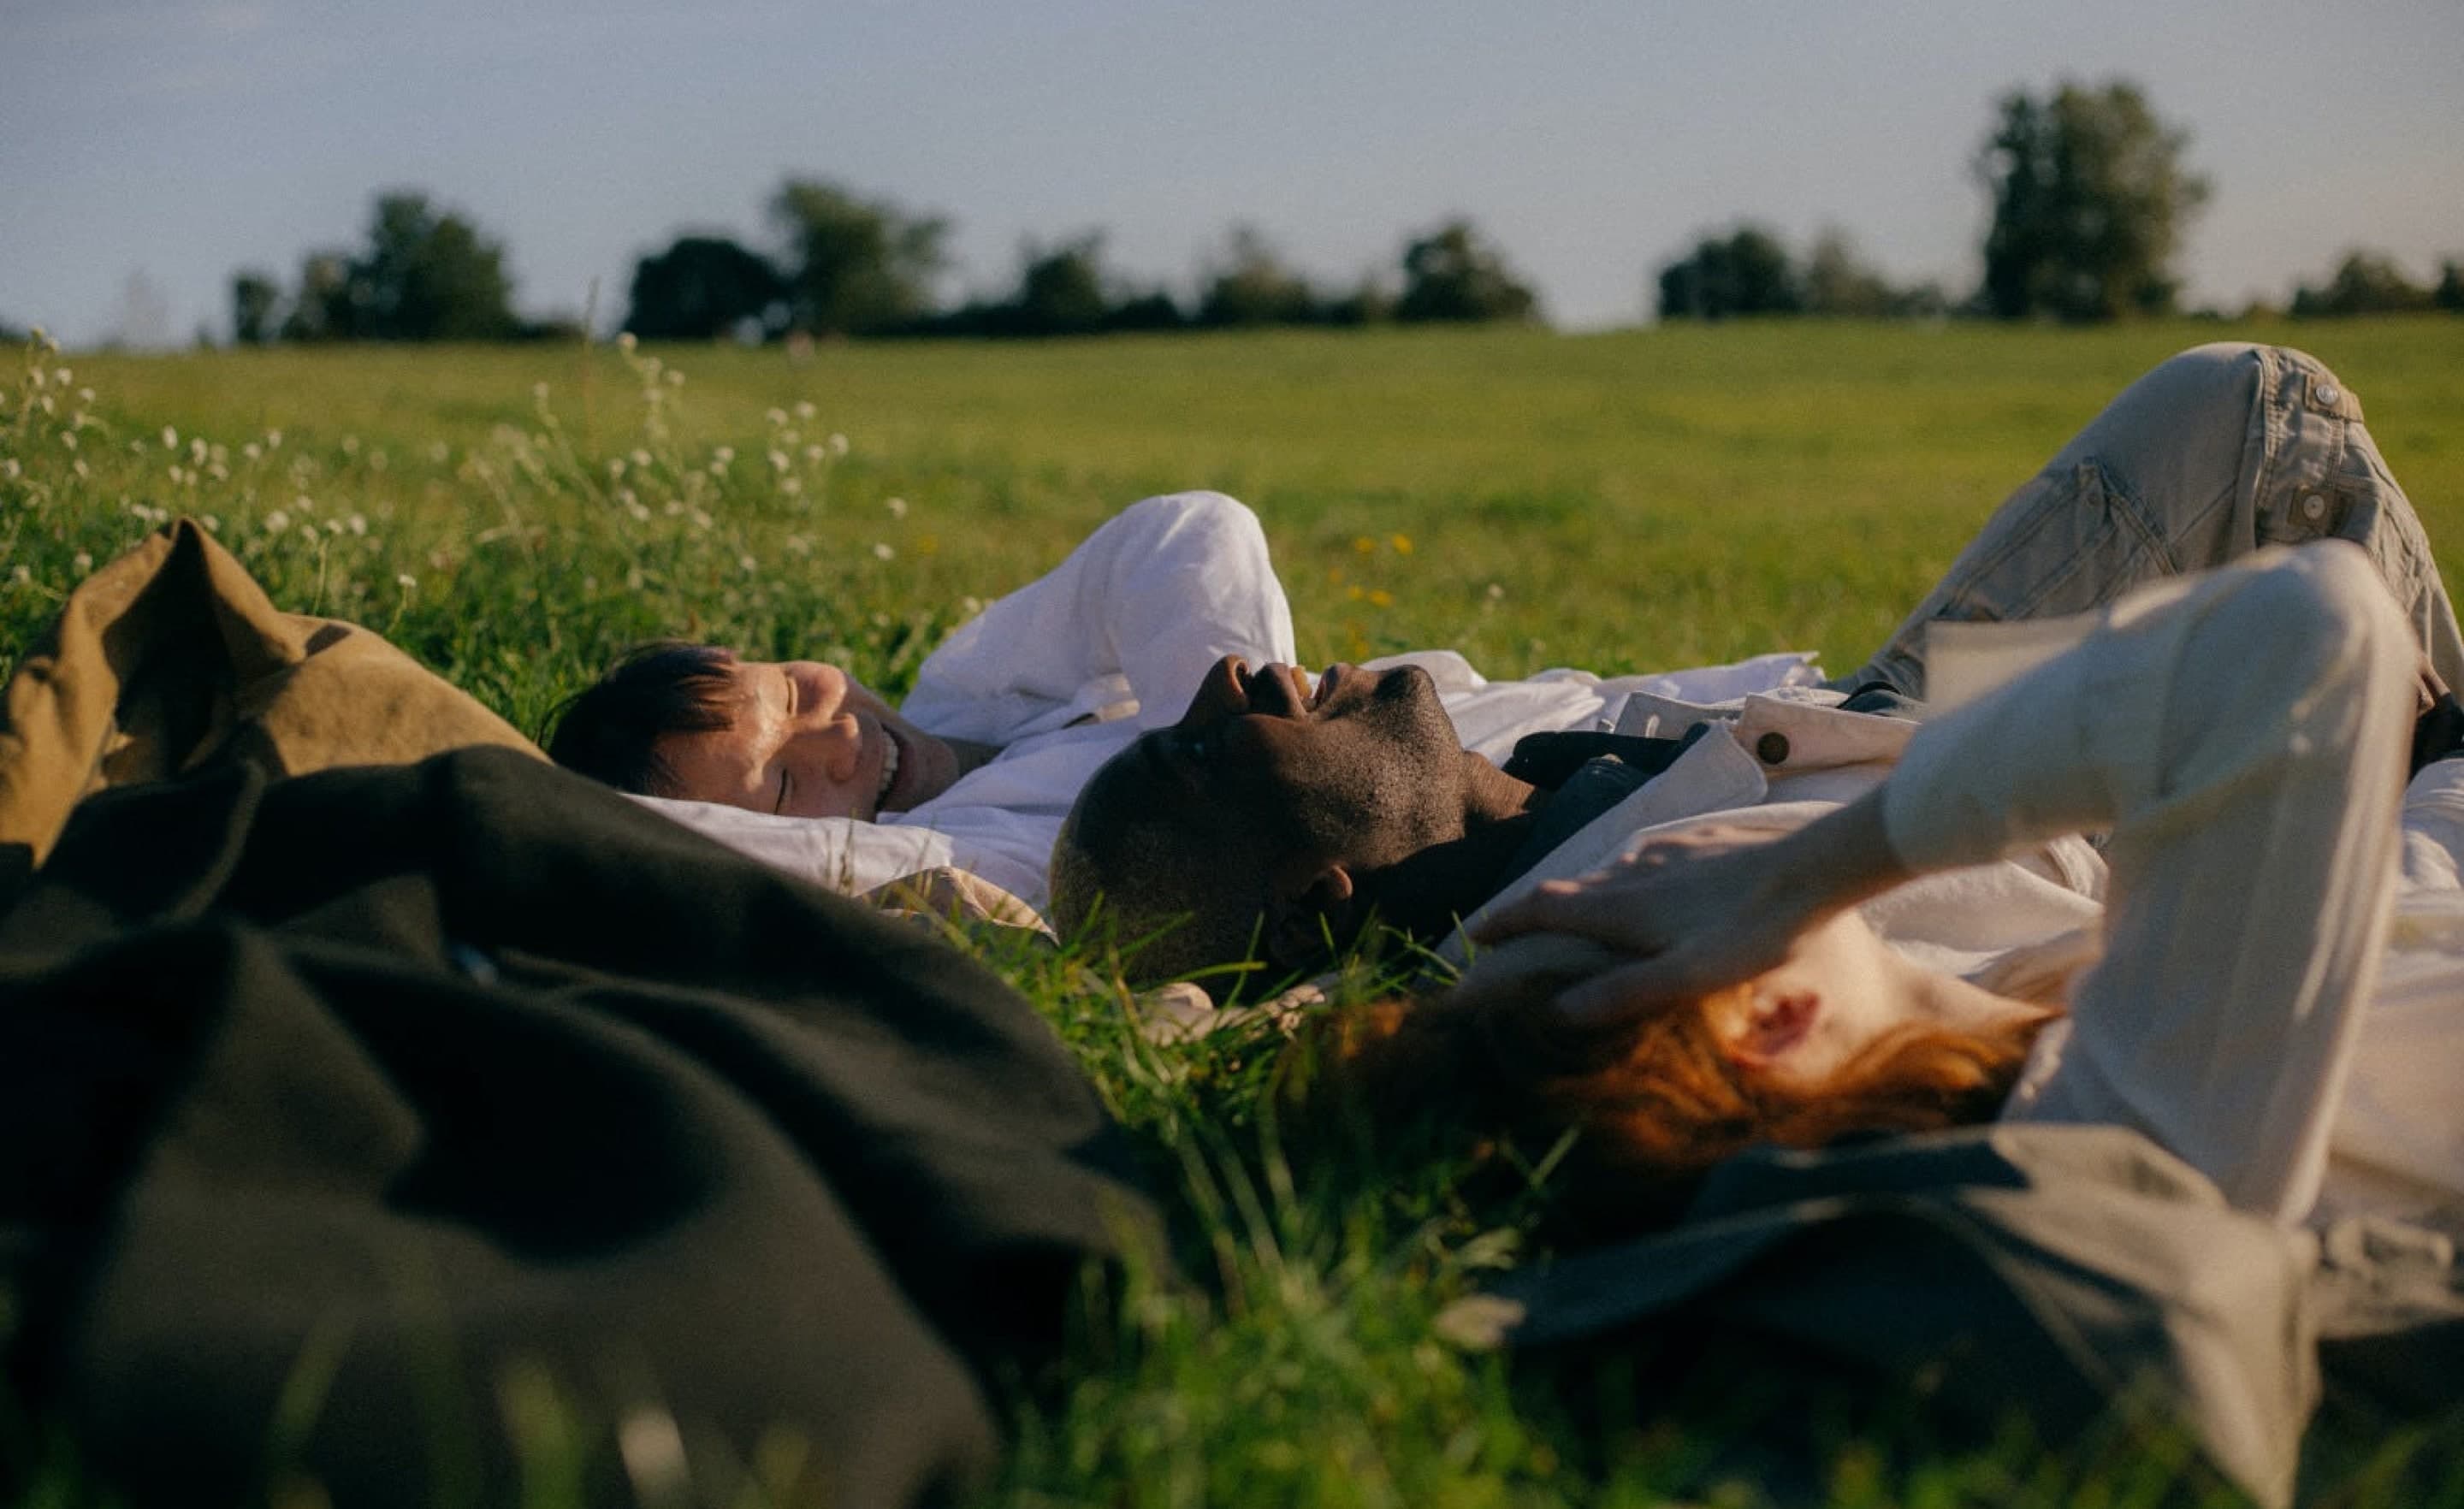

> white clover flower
[778,429,798,447]
[766,407,787,427]
[794,399,816,421]
[189,437,206,464]
[368,450,388,472]
[631,448,653,467]
[2,459,19,480]
[201,515,220,532]
[72,459,88,480]
[9,565,28,586]
[827,433,848,457]
[325,518,346,535]
[266,429,282,448]
[27,367,45,390]
[780,476,803,495]
[532,382,550,402]
[785,534,814,556]
[767,449,790,473]
[607,459,626,479]
[707,461,726,479]
[295,493,316,513]
[58,430,76,450]
[663,369,683,388]
[264,509,291,533]
[208,463,228,482]
[243,441,263,462]
[625,566,645,590]
[885,496,908,518]
[428,441,450,464]
[38,394,54,416]
[396,572,417,589]
[341,436,360,456]
[689,507,713,531]
[871,541,894,560]
[625,500,650,522]
[72,552,93,574]
[1486,583,1506,601]
[616,332,638,352]
[664,500,684,517]
[54,368,71,387]
[167,465,186,486]
[737,553,757,574]
[347,514,367,536]
[713,445,735,465]
[78,387,95,404]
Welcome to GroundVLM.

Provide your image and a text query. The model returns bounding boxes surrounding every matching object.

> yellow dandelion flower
[1346,584,1365,601]
[1389,533,1413,555]
[1352,536,1377,555]
[1367,589,1394,608]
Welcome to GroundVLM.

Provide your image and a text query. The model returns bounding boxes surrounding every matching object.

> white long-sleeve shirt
[636,492,1819,912]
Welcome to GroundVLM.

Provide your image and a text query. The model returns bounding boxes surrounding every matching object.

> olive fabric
[0,518,542,880]
[0,748,1155,1509]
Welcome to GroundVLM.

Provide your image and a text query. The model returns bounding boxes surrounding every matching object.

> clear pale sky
[5,0,2461,346]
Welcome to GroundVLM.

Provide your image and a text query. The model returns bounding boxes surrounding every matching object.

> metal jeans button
[1756,731,1791,766]
[2303,494,2328,522]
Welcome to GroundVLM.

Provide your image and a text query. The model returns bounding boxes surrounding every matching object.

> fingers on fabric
[1472,873,1654,949]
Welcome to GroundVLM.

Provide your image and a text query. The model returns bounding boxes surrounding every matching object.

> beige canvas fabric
[0,518,542,867]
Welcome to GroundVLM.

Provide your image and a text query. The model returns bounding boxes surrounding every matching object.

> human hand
[1469,821,1813,1023]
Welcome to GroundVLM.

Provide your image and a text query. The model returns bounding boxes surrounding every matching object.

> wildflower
[664,370,684,388]
[532,382,550,402]
[347,514,367,536]
[664,500,684,517]
[827,433,848,457]
[608,459,626,479]
[9,565,28,586]
[265,509,291,533]
[190,438,207,464]
[779,429,800,447]
[738,553,758,574]
[1,459,17,479]
[1486,582,1504,601]
[885,496,908,518]
[265,429,283,448]
[780,476,803,495]
[785,535,814,556]
[794,400,816,420]
[396,573,417,589]
[59,430,76,450]
[1390,533,1413,555]
[368,450,388,472]
[243,442,263,462]
[1367,589,1394,608]
[72,552,92,574]
[626,500,650,522]
[1347,584,1365,601]
[1352,536,1376,555]
[689,507,713,531]
[325,518,346,535]
[78,387,95,403]
[27,368,44,389]
[803,444,825,464]
[617,332,638,352]
[341,436,360,456]
[712,445,734,465]
[295,493,316,513]
[872,541,895,560]
[631,448,653,467]
[767,449,790,473]
[766,408,788,427]
[54,368,71,387]
[428,441,450,464]
[201,515,220,532]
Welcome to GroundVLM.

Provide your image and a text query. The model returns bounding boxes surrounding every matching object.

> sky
[3,0,2461,346]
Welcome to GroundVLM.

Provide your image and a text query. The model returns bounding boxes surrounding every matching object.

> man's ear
[1723,987,1820,1068]
[1265,862,1355,969]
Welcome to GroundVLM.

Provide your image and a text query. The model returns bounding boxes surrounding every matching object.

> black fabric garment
[0,749,1156,1509]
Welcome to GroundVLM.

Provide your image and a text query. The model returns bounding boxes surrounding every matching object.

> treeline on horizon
[59,78,2462,352]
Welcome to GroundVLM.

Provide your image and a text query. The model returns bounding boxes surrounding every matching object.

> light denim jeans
[1840,343,2464,699]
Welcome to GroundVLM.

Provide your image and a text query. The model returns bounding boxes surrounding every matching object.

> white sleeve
[1881,546,2417,1222]
[896,491,1296,744]
[627,793,960,896]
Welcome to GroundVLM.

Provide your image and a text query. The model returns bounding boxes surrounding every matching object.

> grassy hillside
[6,319,2462,1505]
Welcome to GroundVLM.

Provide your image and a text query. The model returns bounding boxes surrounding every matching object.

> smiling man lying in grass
[545,490,1816,914]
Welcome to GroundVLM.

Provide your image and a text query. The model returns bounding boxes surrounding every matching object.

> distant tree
[2290,250,2435,317]
[1105,289,1188,333]
[2439,260,2464,314]
[770,179,948,337]
[1801,229,1892,317]
[1318,276,1395,327]
[1197,225,1322,328]
[1002,234,1113,336]
[1975,80,2210,323]
[342,192,519,340]
[280,252,353,341]
[1657,225,1802,320]
[231,269,284,346]
[625,235,786,340]
[1395,219,1539,323]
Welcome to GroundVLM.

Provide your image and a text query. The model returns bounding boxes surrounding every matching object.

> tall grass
[4,318,2461,1506]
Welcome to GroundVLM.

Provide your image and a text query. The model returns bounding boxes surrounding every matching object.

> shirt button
[1756,731,1791,766]
[2302,494,2328,522]
[2314,380,2342,408]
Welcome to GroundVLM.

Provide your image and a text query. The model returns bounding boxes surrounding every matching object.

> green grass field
[7,319,2463,1506]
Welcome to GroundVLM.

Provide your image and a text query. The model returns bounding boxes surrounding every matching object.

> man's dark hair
[543,642,739,796]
